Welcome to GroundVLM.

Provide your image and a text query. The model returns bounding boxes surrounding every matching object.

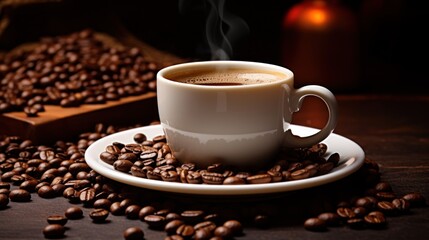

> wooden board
[0,92,158,144]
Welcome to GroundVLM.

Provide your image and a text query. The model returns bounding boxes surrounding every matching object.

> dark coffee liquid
[198,82,244,86]
[166,68,287,86]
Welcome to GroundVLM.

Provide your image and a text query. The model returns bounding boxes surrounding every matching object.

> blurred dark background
[0,0,427,94]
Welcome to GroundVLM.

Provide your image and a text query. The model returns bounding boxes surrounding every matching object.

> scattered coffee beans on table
[0,122,426,239]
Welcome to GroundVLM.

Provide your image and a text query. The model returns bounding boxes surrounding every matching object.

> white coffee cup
[157,61,338,169]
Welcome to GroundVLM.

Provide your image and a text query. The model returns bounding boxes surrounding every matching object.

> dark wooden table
[1,94,428,240]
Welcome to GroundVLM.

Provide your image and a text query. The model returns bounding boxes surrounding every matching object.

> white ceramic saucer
[85,124,365,196]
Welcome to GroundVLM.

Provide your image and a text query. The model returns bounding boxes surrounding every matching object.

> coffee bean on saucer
[133,133,147,143]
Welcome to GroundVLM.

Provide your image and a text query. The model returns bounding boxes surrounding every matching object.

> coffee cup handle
[283,85,338,148]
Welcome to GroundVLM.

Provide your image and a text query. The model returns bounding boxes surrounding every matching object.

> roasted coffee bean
[10,174,25,185]
[181,210,204,223]
[140,149,158,160]
[254,214,270,229]
[63,187,79,202]
[100,151,117,164]
[223,219,243,236]
[304,218,327,231]
[374,182,392,192]
[392,198,410,213]
[194,221,217,232]
[133,133,147,143]
[223,176,245,185]
[19,179,39,192]
[267,169,283,182]
[113,160,134,173]
[161,170,179,182]
[73,179,91,190]
[290,169,311,180]
[353,207,368,218]
[364,211,386,228]
[0,188,10,196]
[123,227,144,240]
[375,191,396,201]
[165,219,185,235]
[155,208,171,217]
[110,201,125,215]
[47,215,68,226]
[68,163,90,176]
[166,212,182,221]
[354,196,376,210]
[176,224,195,238]
[194,228,212,240]
[336,207,356,219]
[246,174,271,184]
[153,135,167,143]
[93,198,112,210]
[42,224,65,238]
[79,188,96,205]
[377,201,397,216]
[89,208,109,222]
[144,215,166,229]
[201,172,224,184]
[118,153,138,162]
[9,189,31,202]
[186,171,202,184]
[0,193,9,208]
[317,212,341,226]
[38,185,56,198]
[139,205,156,220]
[402,192,427,207]
[125,205,141,219]
[65,206,83,219]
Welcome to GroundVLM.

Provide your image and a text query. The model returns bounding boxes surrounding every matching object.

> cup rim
[157,60,294,89]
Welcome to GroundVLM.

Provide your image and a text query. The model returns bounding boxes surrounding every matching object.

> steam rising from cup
[179,0,249,60]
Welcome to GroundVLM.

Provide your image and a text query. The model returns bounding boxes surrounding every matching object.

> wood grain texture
[0,93,158,144]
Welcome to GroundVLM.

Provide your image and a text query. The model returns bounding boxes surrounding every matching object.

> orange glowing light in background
[307,8,327,25]
[283,0,337,30]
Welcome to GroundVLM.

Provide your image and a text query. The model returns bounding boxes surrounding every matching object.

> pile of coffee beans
[0,123,426,239]
[0,29,159,117]
[100,133,340,185]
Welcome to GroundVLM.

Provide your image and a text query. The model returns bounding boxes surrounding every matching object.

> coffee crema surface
[165,68,288,86]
